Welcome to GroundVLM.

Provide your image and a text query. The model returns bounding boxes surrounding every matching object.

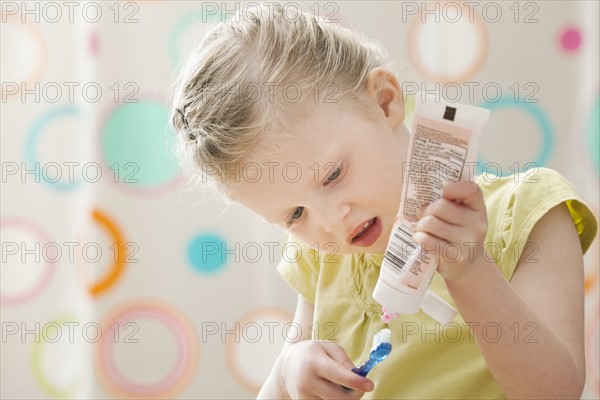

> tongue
[355,221,371,239]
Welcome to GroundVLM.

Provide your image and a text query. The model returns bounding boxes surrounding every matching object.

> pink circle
[0,217,55,305]
[105,310,186,393]
[89,31,99,55]
[560,27,581,52]
[97,302,199,398]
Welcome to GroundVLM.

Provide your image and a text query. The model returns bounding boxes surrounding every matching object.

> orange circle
[225,307,293,394]
[76,209,127,296]
[406,1,489,84]
[0,14,49,100]
[89,209,126,295]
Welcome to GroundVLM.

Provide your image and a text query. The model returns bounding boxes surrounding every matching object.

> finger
[412,230,448,254]
[320,342,354,369]
[317,344,374,392]
[442,181,485,211]
[319,360,373,393]
[413,215,459,244]
[422,198,467,226]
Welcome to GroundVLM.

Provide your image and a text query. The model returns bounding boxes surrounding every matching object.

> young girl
[171,4,598,399]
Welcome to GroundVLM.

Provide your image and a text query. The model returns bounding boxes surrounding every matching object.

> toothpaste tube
[373,97,490,324]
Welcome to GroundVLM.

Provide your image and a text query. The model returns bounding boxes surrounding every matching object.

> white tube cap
[421,290,457,325]
[373,278,425,315]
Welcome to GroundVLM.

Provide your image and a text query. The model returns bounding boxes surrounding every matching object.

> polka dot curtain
[1,1,598,398]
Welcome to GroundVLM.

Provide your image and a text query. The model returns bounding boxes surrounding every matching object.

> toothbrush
[351,328,392,377]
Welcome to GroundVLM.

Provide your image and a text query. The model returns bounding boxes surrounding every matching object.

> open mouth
[354,219,375,239]
[351,217,382,247]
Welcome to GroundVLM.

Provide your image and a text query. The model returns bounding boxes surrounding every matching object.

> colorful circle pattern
[187,232,229,274]
[100,101,181,195]
[97,300,199,399]
[478,98,554,175]
[0,217,55,305]
[26,106,82,191]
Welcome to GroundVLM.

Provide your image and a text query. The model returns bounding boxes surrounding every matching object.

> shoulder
[477,167,598,279]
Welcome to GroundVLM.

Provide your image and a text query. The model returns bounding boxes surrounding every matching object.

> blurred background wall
[1,1,598,398]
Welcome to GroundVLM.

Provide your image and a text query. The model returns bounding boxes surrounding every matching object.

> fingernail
[364,381,374,391]
[412,231,421,243]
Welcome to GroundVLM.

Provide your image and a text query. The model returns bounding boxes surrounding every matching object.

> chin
[372,223,394,252]
[358,236,389,254]
[342,241,387,254]
[369,240,388,254]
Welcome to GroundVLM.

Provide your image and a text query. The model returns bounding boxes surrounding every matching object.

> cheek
[293,227,339,252]
[360,161,402,207]
[379,164,403,206]
[289,227,319,246]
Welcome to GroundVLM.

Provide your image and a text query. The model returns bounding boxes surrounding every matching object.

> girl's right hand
[280,340,375,399]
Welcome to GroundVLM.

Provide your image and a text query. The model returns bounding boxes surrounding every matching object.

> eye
[324,164,344,186]
[287,206,304,227]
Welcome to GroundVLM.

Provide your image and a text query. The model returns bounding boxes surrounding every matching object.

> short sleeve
[481,167,598,281]
[276,235,321,305]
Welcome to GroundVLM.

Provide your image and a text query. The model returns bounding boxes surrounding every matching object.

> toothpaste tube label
[383,219,432,290]
[384,115,471,291]
[402,118,470,222]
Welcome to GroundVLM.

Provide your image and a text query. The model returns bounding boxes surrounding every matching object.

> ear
[365,67,405,127]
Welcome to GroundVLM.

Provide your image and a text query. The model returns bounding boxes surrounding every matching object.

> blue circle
[26,106,81,191]
[187,233,229,274]
[477,98,554,176]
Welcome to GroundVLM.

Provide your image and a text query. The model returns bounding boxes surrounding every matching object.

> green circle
[588,95,600,176]
[102,102,180,188]
[31,314,82,398]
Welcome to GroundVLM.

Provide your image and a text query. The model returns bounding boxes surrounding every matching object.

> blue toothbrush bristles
[351,328,392,377]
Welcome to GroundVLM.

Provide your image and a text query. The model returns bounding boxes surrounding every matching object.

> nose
[315,195,351,234]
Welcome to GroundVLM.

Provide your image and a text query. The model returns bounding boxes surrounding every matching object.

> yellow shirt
[277,168,597,399]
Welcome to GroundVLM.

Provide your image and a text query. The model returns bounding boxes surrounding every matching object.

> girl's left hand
[411,181,489,281]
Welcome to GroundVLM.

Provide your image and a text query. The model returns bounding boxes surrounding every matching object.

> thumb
[319,342,374,392]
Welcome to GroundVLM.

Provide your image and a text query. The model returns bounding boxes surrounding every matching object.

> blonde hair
[170,2,391,196]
